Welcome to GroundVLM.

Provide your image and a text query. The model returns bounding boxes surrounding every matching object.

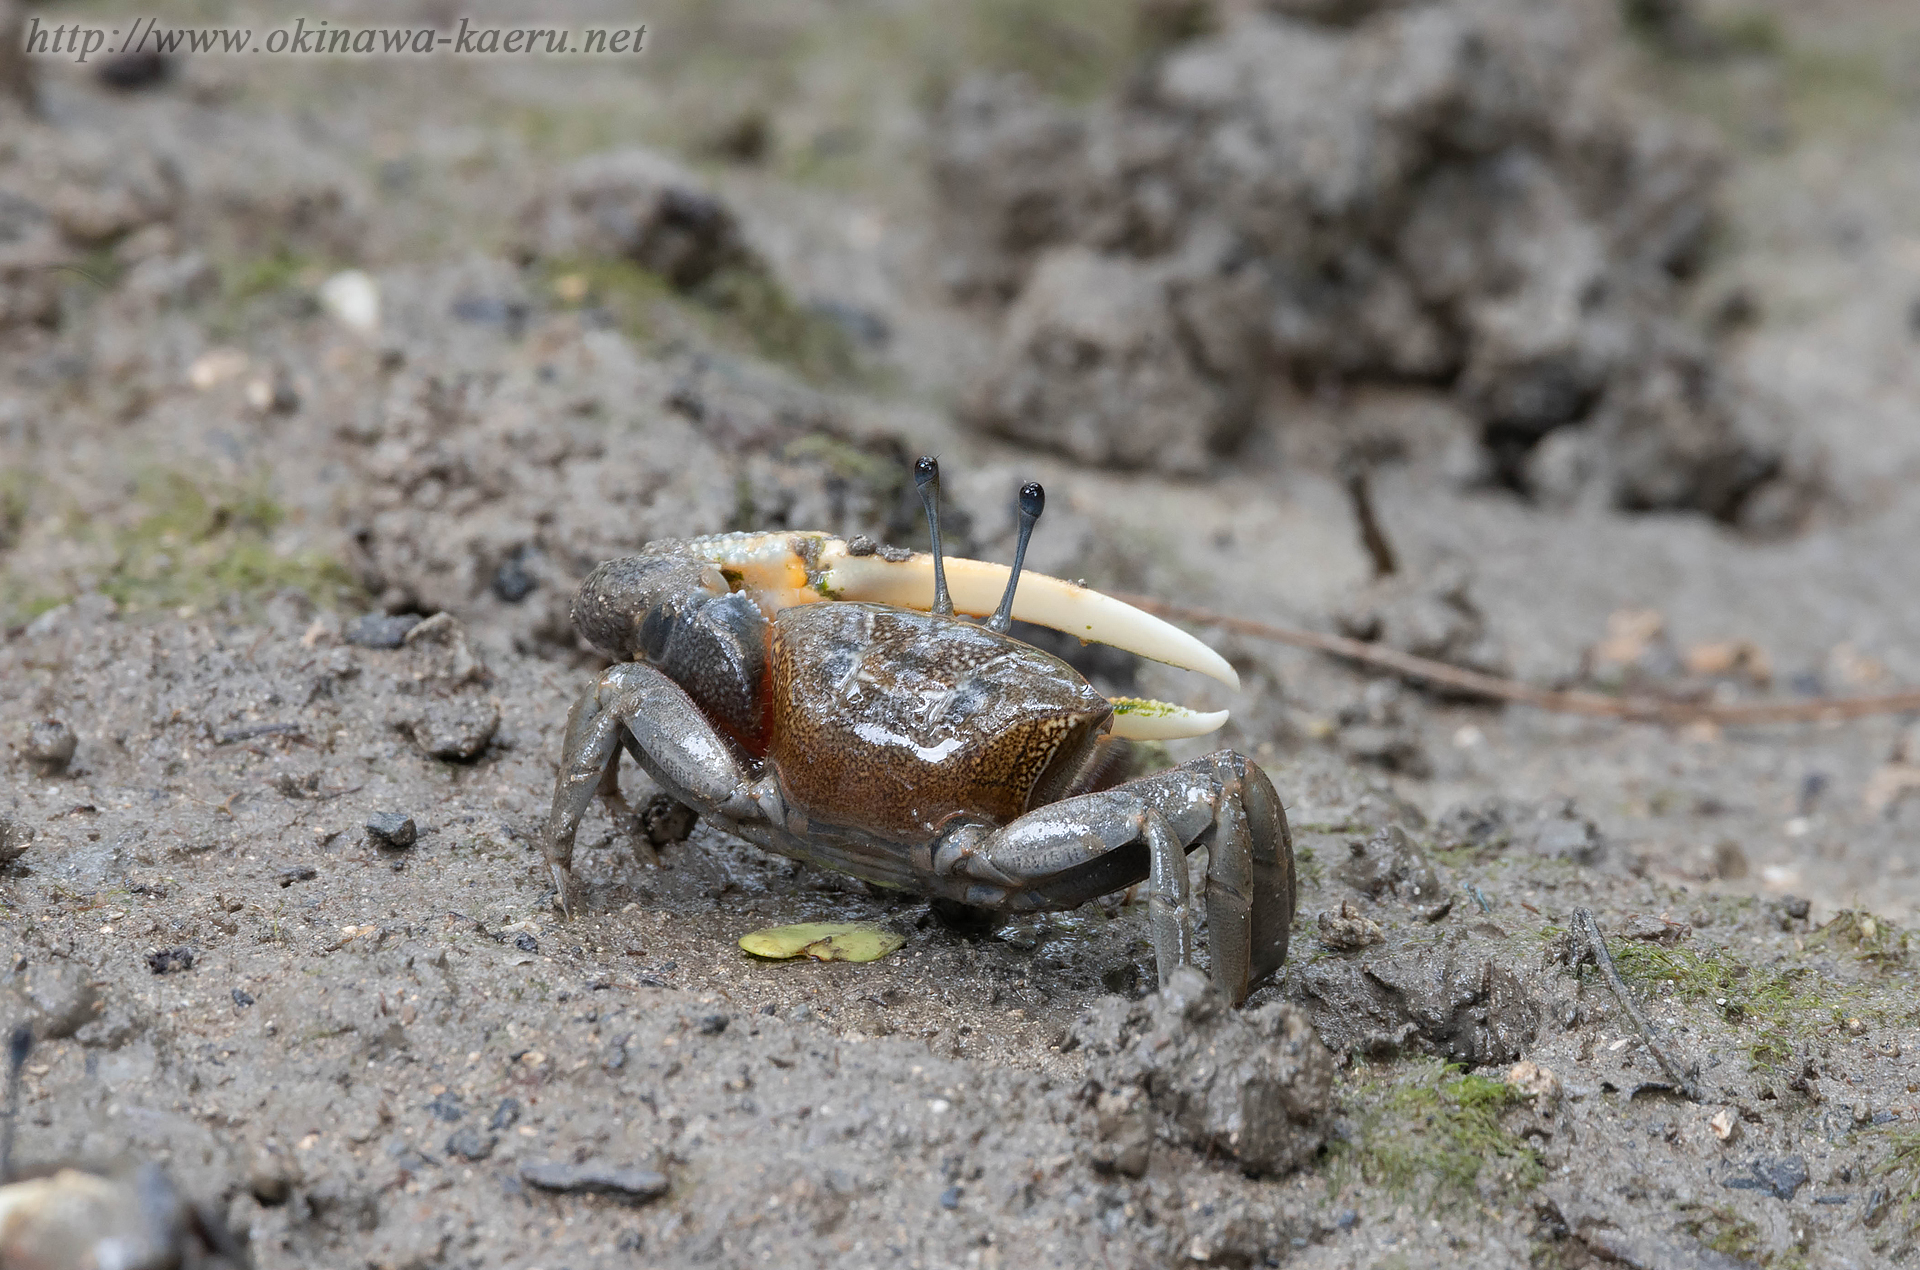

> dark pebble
[939,1186,962,1211]
[427,1092,465,1122]
[446,1127,497,1162]
[490,1098,522,1131]
[519,1160,668,1204]
[492,554,537,603]
[97,50,170,90]
[366,812,417,849]
[1720,1154,1809,1200]
[146,947,195,974]
[1783,896,1811,920]
[698,1013,729,1035]
[344,613,422,649]
[514,933,538,953]
[232,988,254,1008]
[278,865,318,887]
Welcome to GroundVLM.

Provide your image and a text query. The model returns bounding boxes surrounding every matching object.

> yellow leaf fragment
[738,922,904,964]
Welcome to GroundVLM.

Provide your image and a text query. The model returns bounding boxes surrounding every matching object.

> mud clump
[934,2,1798,523]
[0,812,32,866]
[1439,795,1608,866]
[968,243,1264,475]
[1296,927,1542,1066]
[1336,559,1509,679]
[1336,823,1442,904]
[23,717,77,776]
[1070,966,1334,1177]
[515,148,753,290]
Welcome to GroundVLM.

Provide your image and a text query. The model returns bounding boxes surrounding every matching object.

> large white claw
[820,543,1241,690]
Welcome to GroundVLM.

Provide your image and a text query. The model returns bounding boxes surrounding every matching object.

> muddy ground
[4,1,1920,1267]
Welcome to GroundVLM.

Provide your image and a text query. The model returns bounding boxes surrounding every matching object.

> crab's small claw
[1107,697,1230,741]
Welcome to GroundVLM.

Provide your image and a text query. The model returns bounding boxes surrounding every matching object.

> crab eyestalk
[913,455,954,618]
[987,482,1044,635]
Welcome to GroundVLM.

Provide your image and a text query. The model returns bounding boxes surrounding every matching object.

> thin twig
[1568,907,1700,1101]
[1117,593,1920,726]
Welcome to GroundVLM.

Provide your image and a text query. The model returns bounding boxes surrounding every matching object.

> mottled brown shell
[766,603,1112,843]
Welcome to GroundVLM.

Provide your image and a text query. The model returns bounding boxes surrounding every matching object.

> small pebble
[146,946,195,975]
[232,988,254,1008]
[519,1160,669,1203]
[939,1186,962,1210]
[446,1127,497,1162]
[403,699,500,761]
[278,865,318,887]
[344,613,421,649]
[366,813,417,849]
[490,1098,522,1131]
[514,933,538,953]
[24,719,77,776]
[698,1013,729,1035]
[427,1092,465,1122]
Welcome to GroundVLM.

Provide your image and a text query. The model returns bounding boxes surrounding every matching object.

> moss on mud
[1,469,358,626]
[1871,1125,1920,1245]
[1675,1203,1775,1265]
[542,255,858,383]
[1328,1062,1545,1209]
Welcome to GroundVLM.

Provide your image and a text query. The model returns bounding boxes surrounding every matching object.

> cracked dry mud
[6,0,1920,1267]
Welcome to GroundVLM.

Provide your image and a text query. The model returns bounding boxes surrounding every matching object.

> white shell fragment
[319,269,381,335]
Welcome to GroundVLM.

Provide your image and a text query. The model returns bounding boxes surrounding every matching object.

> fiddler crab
[541,457,1296,1002]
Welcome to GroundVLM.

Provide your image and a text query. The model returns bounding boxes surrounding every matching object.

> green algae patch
[739,922,905,964]
[1675,1203,1771,1265]
[97,471,359,614]
[540,255,858,384]
[1327,1062,1544,1210]
[2,468,360,627]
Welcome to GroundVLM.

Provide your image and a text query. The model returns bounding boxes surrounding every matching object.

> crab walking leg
[1203,756,1258,1001]
[542,662,777,911]
[1237,756,1295,982]
[1143,810,1197,986]
[929,752,1296,1004]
